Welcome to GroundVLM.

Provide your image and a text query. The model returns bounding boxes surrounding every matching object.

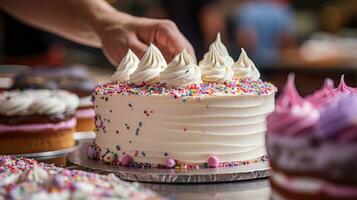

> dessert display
[267,75,357,200]
[89,34,277,169]
[11,66,96,132]
[0,89,79,154]
[0,155,163,199]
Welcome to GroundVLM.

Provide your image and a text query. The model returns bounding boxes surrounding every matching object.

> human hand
[95,12,195,66]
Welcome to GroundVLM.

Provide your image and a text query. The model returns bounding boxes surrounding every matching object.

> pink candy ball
[121,155,133,166]
[207,156,220,168]
[166,159,176,168]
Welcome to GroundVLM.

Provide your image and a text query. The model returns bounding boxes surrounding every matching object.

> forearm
[0,0,131,48]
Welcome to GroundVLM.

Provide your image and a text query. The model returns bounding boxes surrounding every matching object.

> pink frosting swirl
[267,74,319,136]
[306,78,335,108]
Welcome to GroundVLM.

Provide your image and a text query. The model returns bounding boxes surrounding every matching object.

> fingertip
[130,38,148,59]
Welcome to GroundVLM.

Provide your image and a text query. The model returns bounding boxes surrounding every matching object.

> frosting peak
[267,74,319,136]
[110,49,139,82]
[335,75,354,94]
[160,49,201,88]
[209,33,234,67]
[130,44,167,85]
[199,46,234,83]
[232,48,260,81]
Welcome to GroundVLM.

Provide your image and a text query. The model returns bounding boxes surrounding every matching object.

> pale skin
[0,0,196,65]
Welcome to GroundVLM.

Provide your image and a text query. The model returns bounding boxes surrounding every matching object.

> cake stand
[68,139,270,183]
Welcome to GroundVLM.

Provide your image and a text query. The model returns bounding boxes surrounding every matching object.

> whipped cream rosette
[232,48,260,81]
[130,44,167,85]
[206,33,234,67]
[160,49,201,88]
[111,49,139,83]
[199,46,234,83]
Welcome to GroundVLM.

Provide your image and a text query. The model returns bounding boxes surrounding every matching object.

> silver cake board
[15,141,82,161]
[68,141,271,183]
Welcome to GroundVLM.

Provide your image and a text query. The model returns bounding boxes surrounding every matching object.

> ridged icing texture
[232,48,260,81]
[207,33,234,67]
[306,78,335,108]
[130,44,167,85]
[160,49,201,88]
[0,89,79,116]
[110,49,139,83]
[317,94,357,142]
[267,74,319,136]
[198,46,234,83]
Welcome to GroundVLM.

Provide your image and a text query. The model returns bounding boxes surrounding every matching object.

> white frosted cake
[89,34,276,168]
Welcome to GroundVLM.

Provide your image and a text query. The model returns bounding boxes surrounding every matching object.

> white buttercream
[130,44,167,85]
[0,90,79,116]
[110,49,139,83]
[208,33,234,67]
[78,96,93,107]
[232,48,260,81]
[19,166,49,184]
[160,49,201,88]
[94,93,275,165]
[199,46,234,83]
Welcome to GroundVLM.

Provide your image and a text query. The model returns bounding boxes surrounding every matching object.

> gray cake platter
[14,141,82,161]
[68,140,271,183]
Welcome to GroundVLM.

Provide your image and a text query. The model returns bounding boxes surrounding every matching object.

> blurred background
[1,0,357,95]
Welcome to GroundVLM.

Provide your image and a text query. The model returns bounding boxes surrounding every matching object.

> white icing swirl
[130,44,167,85]
[30,96,67,115]
[0,89,79,116]
[207,33,234,67]
[56,90,80,112]
[160,49,201,88]
[19,166,49,184]
[110,49,139,83]
[0,93,33,116]
[232,48,260,81]
[198,46,234,83]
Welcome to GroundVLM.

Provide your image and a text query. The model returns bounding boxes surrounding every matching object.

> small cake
[267,75,357,200]
[0,89,79,154]
[0,155,163,199]
[11,66,96,132]
[89,34,276,168]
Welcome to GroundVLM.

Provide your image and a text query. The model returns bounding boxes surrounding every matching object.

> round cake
[0,155,163,199]
[89,34,276,168]
[0,89,79,154]
[267,75,357,200]
[11,66,96,132]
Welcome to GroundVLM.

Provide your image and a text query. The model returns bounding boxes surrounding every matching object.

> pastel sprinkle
[166,159,176,168]
[94,78,276,97]
[208,156,220,168]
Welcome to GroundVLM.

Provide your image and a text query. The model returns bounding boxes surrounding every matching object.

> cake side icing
[92,79,275,168]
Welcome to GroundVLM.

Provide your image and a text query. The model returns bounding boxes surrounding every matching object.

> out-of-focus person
[234,0,296,67]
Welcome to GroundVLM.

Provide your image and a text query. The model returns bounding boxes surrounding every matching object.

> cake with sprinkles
[89,33,276,169]
[267,75,357,200]
[0,89,78,154]
[0,155,163,199]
